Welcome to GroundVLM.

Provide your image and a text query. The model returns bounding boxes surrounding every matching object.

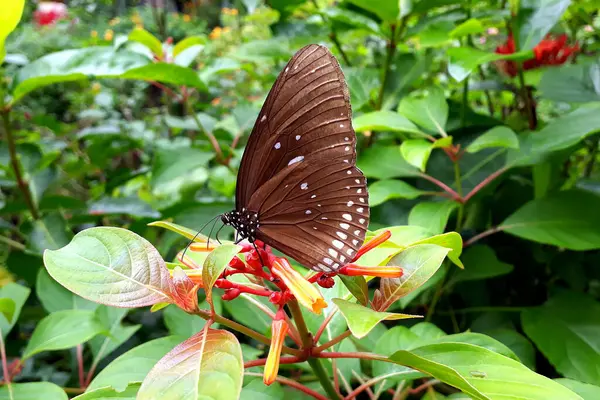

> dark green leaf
[0,382,67,400]
[369,179,424,207]
[556,379,600,400]
[518,0,571,51]
[338,275,369,306]
[539,59,600,103]
[358,146,420,180]
[466,126,519,153]
[0,283,30,338]
[408,201,459,235]
[353,111,422,135]
[450,245,513,284]
[398,87,448,134]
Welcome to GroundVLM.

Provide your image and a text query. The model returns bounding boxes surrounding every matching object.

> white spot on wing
[340,223,349,229]
[347,170,352,175]
[354,230,360,235]
[347,201,354,207]
[347,248,354,255]
[333,240,344,249]
[337,231,348,239]
[342,214,352,221]
[323,257,333,265]
[311,194,317,199]
[301,183,308,190]
[321,217,328,220]
[352,239,359,246]
[274,142,281,149]
[328,248,338,257]
[340,255,346,263]
[355,179,360,184]
[261,115,267,122]
[340,124,344,128]
[288,156,304,165]
[344,137,349,141]
[296,135,301,140]
[305,210,312,215]
[345,146,350,151]
[359,198,365,203]
[357,207,364,213]
[357,189,363,194]
[359,218,366,224]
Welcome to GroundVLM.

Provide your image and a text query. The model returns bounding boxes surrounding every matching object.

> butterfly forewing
[236,44,355,209]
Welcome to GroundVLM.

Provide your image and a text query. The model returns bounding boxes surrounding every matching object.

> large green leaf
[0,283,30,338]
[164,303,209,338]
[151,147,213,195]
[89,306,140,365]
[507,104,600,167]
[345,0,401,22]
[518,0,572,51]
[557,379,600,400]
[450,245,513,284]
[0,298,15,323]
[333,298,420,338]
[73,384,140,400]
[407,232,463,268]
[522,291,600,385]
[408,201,459,235]
[138,329,243,400]
[401,139,434,171]
[466,126,519,153]
[128,28,163,58]
[89,336,184,391]
[447,47,531,82]
[44,227,175,308]
[369,179,424,207]
[36,269,97,313]
[148,220,209,242]
[500,190,600,250]
[358,146,420,179]
[374,244,450,311]
[0,382,67,400]
[398,87,448,135]
[539,60,600,103]
[22,310,105,360]
[353,111,422,135]
[0,0,24,62]
[389,342,582,399]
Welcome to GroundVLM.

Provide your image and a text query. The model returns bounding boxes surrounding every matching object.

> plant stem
[313,330,352,353]
[419,173,462,201]
[316,352,386,362]
[463,226,505,247]
[0,235,26,251]
[343,372,411,400]
[461,76,469,128]
[76,344,86,388]
[376,24,398,111]
[194,309,302,357]
[462,166,508,202]
[517,68,536,130]
[244,356,301,368]
[313,308,338,343]
[187,103,225,164]
[0,331,11,387]
[1,110,40,220]
[453,161,464,231]
[245,372,328,400]
[288,300,340,400]
[478,67,495,116]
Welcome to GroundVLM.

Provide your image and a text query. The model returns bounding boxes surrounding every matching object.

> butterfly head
[222,208,260,242]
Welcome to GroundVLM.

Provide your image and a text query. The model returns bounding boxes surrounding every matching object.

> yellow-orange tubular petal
[353,230,392,261]
[340,264,403,278]
[271,258,327,314]
[263,319,289,386]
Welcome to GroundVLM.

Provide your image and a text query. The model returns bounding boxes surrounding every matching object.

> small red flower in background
[495,34,579,77]
[34,2,68,27]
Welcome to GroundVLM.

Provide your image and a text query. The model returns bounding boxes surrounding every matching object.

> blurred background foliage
[1,0,600,398]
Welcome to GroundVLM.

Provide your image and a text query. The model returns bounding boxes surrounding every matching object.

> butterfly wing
[236,44,355,210]
[248,160,369,273]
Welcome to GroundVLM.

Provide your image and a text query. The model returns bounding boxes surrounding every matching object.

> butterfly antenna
[180,214,220,260]
[252,242,267,269]
[206,215,221,250]
[215,223,226,245]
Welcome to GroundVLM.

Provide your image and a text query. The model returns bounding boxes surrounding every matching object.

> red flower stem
[316,351,387,362]
[463,226,506,247]
[408,379,441,394]
[313,309,338,343]
[308,272,324,283]
[245,372,328,400]
[332,359,341,394]
[149,81,178,99]
[76,344,86,389]
[193,309,303,357]
[215,279,272,297]
[342,372,412,400]
[0,332,11,385]
[462,166,508,203]
[313,330,352,353]
[244,356,301,369]
[419,173,463,202]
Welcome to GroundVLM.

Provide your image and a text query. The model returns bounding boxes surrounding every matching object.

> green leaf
[407,232,463,269]
[353,111,422,135]
[500,190,600,250]
[408,201,459,235]
[389,342,582,400]
[26,213,71,255]
[148,220,208,242]
[89,306,140,365]
[539,60,600,103]
[88,197,160,219]
[43,227,175,308]
[89,336,184,391]
[398,87,448,135]
[450,245,513,284]
[358,146,420,180]
[345,0,400,22]
[436,332,519,361]
[401,139,434,171]
[333,298,420,338]
[223,296,272,334]
[374,244,450,311]
[325,8,380,34]
[522,291,600,384]
[36,269,97,313]
[507,103,600,167]
[0,298,15,323]
[121,63,206,90]
[369,179,424,207]
[556,379,600,400]
[338,275,368,306]
[164,303,208,337]
[0,0,24,62]
[128,28,163,58]
[203,244,242,309]
[241,380,284,400]
[485,328,536,370]
[373,327,426,387]
[447,47,532,82]
[73,384,140,400]
[174,44,204,67]
[449,18,484,38]
[466,126,519,153]
[518,0,571,51]
[138,329,243,400]
[0,283,30,338]
[0,382,67,400]
[22,310,105,360]
[151,147,213,195]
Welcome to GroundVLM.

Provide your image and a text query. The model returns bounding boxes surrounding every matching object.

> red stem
[244,356,302,369]
[463,166,508,203]
[216,279,273,297]
[313,310,338,343]
[0,333,10,385]
[316,351,386,361]
[245,372,328,400]
[150,81,178,99]
[419,173,462,202]
[313,330,352,353]
[76,344,86,389]
[463,226,505,247]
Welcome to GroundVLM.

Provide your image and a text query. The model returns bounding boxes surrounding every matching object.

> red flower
[495,34,578,77]
[34,2,68,27]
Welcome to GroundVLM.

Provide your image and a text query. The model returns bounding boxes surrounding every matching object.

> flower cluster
[172,230,401,384]
[34,1,68,27]
[495,33,579,77]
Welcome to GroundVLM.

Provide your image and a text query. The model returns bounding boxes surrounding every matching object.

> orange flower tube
[263,313,289,386]
[271,258,327,314]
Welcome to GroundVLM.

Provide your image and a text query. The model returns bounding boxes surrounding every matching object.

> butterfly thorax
[221,208,260,242]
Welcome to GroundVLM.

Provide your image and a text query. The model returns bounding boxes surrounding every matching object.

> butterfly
[220,44,369,273]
